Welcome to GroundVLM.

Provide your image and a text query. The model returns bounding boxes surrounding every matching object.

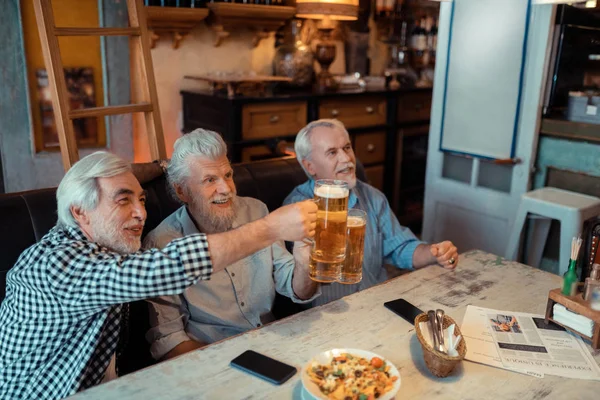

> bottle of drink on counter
[562,259,578,296]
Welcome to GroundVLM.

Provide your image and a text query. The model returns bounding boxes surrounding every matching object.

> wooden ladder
[33,0,166,171]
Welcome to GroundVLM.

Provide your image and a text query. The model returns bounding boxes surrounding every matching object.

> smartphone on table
[230,350,297,385]
[384,298,424,325]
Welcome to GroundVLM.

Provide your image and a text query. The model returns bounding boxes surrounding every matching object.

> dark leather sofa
[0,156,366,375]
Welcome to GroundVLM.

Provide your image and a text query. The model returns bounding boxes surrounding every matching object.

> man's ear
[302,159,316,177]
[71,205,89,226]
[174,184,189,204]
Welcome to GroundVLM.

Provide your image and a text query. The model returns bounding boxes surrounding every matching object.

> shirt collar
[64,225,89,242]
[306,179,359,208]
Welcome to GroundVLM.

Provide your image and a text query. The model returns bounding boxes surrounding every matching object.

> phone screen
[230,350,297,385]
[384,298,424,325]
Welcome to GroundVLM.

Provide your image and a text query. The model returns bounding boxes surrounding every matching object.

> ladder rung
[54,27,141,37]
[69,103,153,119]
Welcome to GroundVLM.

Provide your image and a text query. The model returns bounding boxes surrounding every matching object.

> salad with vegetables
[306,353,398,400]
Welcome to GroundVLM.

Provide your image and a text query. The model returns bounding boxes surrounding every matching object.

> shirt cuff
[149,330,192,360]
[288,275,322,304]
[399,240,424,270]
[171,234,213,284]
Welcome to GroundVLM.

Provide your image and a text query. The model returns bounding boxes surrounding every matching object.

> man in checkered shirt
[0,151,317,399]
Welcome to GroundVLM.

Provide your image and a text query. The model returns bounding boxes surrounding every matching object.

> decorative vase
[273,20,314,88]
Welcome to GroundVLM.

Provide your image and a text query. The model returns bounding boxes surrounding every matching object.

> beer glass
[340,209,367,284]
[308,180,349,283]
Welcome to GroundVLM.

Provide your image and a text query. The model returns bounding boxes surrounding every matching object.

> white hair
[168,128,228,190]
[294,119,350,177]
[56,151,131,228]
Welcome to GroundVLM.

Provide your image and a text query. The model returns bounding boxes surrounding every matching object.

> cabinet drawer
[397,92,432,123]
[242,102,307,140]
[365,165,385,191]
[319,96,386,129]
[354,131,386,165]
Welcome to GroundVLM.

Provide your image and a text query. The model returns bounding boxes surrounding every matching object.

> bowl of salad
[302,348,401,400]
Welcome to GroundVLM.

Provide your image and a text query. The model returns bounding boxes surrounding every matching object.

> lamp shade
[296,0,359,21]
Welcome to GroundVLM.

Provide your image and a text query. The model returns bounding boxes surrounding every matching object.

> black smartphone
[384,298,424,325]
[230,350,297,385]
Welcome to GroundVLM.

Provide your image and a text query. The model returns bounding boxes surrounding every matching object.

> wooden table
[71,250,600,399]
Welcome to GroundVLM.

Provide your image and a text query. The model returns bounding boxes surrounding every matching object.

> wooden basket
[415,313,467,378]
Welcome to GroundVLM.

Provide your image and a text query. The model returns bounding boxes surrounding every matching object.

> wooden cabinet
[354,131,386,165]
[365,165,385,192]
[181,88,432,228]
[241,102,307,140]
[397,92,432,124]
[319,96,386,129]
[394,125,430,233]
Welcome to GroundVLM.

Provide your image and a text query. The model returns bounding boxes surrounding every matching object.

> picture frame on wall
[35,67,105,151]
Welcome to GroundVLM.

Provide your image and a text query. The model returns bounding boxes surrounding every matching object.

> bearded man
[0,151,316,399]
[144,129,320,361]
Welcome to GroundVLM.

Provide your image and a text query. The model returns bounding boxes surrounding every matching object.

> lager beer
[339,209,367,284]
[309,180,349,282]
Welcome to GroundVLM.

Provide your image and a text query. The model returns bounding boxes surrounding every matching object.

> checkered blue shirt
[0,225,212,399]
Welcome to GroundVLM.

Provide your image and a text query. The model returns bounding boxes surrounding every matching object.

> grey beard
[91,221,141,254]
[190,197,237,234]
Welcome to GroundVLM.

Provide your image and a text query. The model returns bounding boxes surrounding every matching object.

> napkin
[418,321,462,357]
[553,304,594,337]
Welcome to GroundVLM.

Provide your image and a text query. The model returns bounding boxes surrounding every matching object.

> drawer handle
[367,143,376,152]
[365,106,374,114]
[269,115,280,123]
[331,109,339,117]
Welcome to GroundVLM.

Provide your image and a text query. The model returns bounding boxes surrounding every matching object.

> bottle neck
[568,259,577,271]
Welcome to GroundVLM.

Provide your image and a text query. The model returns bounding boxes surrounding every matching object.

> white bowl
[301,348,402,400]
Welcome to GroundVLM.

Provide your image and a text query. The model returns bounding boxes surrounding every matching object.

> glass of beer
[308,180,349,283]
[339,209,367,284]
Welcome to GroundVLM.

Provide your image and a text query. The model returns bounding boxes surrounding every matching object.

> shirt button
[257,323,261,327]
[231,272,235,277]
[240,302,245,307]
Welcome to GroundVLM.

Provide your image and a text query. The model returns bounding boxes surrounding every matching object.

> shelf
[206,3,296,47]
[540,118,600,144]
[146,6,209,49]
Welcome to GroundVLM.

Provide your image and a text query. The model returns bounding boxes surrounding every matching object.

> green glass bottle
[562,259,578,296]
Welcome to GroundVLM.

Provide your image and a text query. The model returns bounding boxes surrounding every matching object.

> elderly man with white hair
[143,129,320,361]
[283,119,459,307]
[0,151,317,400]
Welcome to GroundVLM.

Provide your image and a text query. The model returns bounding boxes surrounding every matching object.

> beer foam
[347,216,366,227]
[314,185,349,199]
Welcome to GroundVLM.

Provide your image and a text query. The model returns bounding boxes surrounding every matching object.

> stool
[505,187,600,275]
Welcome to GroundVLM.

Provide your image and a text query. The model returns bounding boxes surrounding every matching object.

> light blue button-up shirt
[143,196,319,359]
[283,179,423,306]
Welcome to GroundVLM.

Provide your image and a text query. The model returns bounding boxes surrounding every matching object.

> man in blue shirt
[283,119,459,306]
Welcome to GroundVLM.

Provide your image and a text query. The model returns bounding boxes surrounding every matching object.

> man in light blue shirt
[144,129,319,361]
[283,119,459,306]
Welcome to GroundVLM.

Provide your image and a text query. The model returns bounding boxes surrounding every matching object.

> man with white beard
[0,151,317,400]
[283,119,459,307]
[144,129,320,361]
